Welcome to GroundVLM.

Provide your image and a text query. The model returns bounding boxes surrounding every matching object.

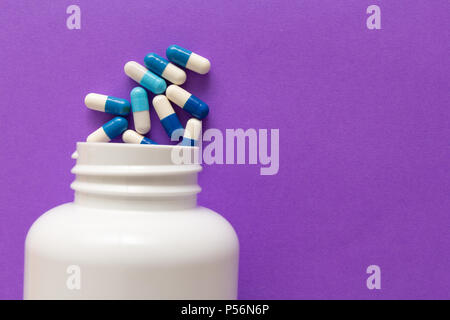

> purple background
[0,0,449,299]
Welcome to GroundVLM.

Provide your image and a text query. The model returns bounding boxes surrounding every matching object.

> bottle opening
[71,142,202,210]
[74,142,201,167]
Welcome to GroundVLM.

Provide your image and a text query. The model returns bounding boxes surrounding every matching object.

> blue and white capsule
[180,118,202,147]
[130,87,150,135]
[144,53,186,85]
[84,93,130,116]
[165,85,209,119]
[122,130,157,145]
[124,61,167,94]
[86,117,128,142]
[152,95,184,139]
[166,45,211,75]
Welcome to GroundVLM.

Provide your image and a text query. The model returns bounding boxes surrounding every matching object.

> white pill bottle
[24,143,239,300]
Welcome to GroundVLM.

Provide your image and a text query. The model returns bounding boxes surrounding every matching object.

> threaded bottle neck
[71,142,202,211]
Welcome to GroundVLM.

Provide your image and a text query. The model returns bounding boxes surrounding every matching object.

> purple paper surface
[0,0,449,299]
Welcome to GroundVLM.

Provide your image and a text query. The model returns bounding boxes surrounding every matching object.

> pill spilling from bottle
[84,45,209,146]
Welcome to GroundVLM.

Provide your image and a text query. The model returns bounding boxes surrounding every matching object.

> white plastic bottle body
[24,143,239,300]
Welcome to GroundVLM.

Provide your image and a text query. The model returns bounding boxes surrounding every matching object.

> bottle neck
[71,143,202,211]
